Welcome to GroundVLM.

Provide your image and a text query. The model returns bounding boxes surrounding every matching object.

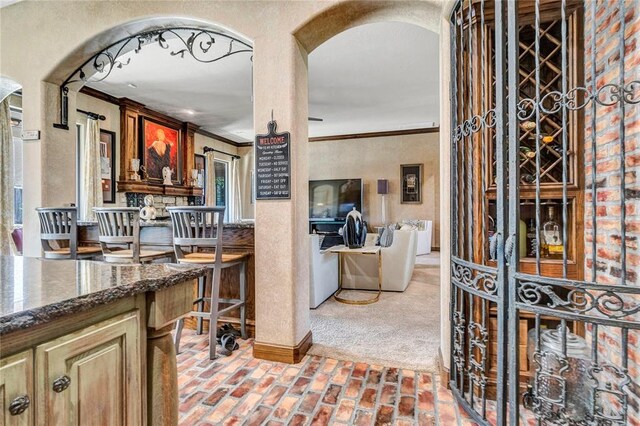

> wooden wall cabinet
[117,98,203,197]
[0,311,141,426]
[0,350,33,425]
[36,311,141,425]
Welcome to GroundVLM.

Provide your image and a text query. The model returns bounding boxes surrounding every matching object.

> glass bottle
[541,206,563,259]
[526,219,537,257]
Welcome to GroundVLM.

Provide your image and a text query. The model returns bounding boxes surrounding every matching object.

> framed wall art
[194,153,206,189]
[400,163,423,204]
[140,117,182,183]
[99,129,116,203]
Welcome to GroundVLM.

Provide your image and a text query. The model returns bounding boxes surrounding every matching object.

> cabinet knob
[8,395,30,416]
[52,375,71,393]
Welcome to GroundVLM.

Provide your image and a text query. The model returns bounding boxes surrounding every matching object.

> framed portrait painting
[141,118,182,183]
[400,163,423,204]
[99,129,116,203]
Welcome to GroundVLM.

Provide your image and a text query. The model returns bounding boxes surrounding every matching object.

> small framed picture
[99,129,116,203]
[194,153,206,190]
[400,164,423,204]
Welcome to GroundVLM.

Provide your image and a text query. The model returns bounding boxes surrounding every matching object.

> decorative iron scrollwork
[589,362,630,424]
[453,109,497,142]
[514,80,640,123]
[518,281,640,320]
[452,261,498,296]
[65,27,252,88]
[54,27,253,129]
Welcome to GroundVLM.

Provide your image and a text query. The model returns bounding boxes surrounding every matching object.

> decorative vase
[140,195,157,221]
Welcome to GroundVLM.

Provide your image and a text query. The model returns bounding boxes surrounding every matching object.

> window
[214,159,229,222]
[10,96,23,226]
[76,123,83,209]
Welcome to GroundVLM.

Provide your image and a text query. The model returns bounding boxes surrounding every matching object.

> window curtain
[205,151,216,207]
[79,117,103,221]
[0,98,14,255]
[229,158,242,222]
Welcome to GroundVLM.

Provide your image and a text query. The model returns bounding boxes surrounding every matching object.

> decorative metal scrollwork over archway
[53,26,253,129]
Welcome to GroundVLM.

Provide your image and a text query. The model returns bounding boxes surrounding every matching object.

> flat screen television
[309,178,363,221]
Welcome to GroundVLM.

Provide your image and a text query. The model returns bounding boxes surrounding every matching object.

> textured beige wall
[308,133,440,247]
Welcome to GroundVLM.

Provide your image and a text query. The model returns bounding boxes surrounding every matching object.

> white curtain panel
[229,158,242,222]
[0,99,14,255]
[79,118,103,221]
[205,151,216,207]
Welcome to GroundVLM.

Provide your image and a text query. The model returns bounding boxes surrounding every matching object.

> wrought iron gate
[449,1,640,424]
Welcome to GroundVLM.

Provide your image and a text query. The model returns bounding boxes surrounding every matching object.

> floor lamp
[377,179,389,225]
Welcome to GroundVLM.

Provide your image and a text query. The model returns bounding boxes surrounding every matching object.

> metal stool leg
[196,275,205,335]
[239,261,247,339]
[208,268,221,360]
[174,318,184,353]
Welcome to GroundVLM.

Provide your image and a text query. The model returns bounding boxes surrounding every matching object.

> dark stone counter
[0,256,207,335]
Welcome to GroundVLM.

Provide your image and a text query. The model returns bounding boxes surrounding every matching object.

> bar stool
[93,207,174,263]
[168,206,249,360]
[36,207,102,259]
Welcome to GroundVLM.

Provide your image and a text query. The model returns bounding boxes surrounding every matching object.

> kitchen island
[78,220,256,336]
[0,256,208,425]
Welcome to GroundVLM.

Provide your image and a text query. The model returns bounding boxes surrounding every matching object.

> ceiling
[85,21,439,142]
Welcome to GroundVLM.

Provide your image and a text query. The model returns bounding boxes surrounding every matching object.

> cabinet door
[35,310,141,426]
[0,350,33,426]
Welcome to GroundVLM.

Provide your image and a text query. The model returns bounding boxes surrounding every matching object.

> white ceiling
[87,22,439,142]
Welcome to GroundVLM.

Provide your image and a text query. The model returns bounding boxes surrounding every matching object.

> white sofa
[309,234,339,308]
[341,229,418,292]
[416,220,433,255]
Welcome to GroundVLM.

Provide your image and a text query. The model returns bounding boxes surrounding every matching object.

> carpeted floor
[308,254,441,372]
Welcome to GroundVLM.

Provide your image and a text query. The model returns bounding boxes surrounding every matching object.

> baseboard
[438,347,450,388]
[253,331,313,364]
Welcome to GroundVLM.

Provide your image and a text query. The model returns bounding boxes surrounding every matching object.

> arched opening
[305,21,443,372]
[39,17,258,341]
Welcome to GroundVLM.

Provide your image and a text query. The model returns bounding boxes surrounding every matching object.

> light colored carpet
[308,255,441,372]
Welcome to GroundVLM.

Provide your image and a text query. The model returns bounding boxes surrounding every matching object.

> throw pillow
[379,225,395,247]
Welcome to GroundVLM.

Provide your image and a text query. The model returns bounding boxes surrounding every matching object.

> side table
[328,245,381,305]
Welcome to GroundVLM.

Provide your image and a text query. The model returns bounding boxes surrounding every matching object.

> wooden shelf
[116,180,203,197]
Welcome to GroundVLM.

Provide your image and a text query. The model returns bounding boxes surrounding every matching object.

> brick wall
[583,1,639,424]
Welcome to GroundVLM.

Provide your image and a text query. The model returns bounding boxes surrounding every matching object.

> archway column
[252,33,311,362]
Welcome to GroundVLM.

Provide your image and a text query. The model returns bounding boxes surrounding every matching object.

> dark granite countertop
[77,220,254,229]
[0,256,208,335]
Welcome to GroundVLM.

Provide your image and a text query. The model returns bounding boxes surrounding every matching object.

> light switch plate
[21,130,41,140]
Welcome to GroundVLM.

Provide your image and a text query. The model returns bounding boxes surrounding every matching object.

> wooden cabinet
[0,351,33,425]
[36,310,141,426]
[1,311,142,425]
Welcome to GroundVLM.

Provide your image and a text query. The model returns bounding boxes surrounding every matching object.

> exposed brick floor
[177,332,479,426]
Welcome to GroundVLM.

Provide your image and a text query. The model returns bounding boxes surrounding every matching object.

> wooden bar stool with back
[93,207,174,263]
[168,206,249,360]
[36,207,102,259]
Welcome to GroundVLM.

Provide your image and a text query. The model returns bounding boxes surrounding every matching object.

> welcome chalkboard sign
[255,120,291,200]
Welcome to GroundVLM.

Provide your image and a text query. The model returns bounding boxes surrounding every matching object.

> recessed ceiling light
[127,83,137,89]
[185,109,195,115]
